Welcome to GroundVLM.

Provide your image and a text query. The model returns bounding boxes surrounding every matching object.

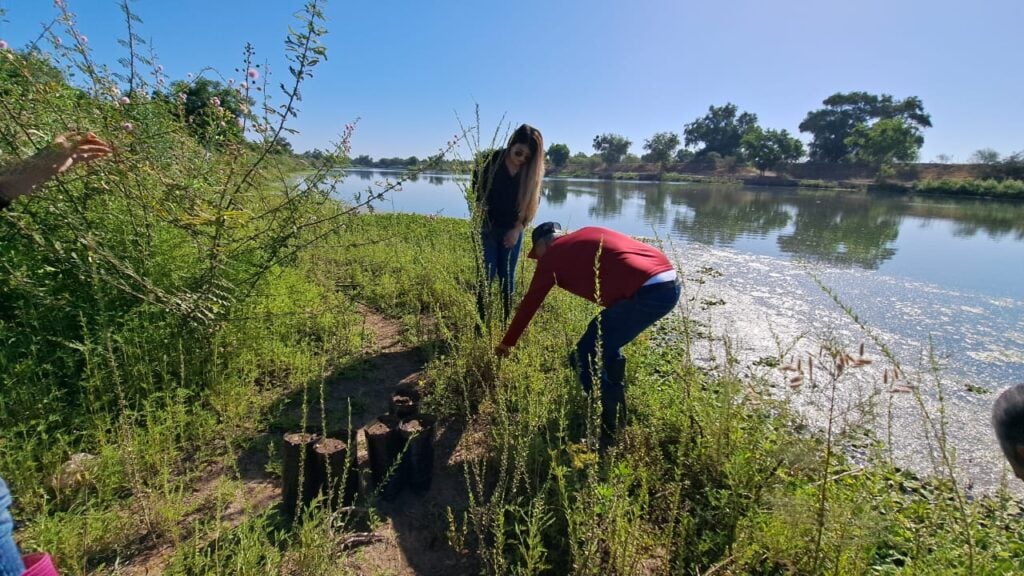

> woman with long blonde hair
[472,123,544,322]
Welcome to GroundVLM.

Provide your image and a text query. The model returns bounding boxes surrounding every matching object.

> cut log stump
[365,415,403,500]
[282,432,320,519]
[399,414,436,494]
[313,437,358,508]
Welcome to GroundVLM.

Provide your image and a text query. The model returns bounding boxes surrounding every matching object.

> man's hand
[495,343,512,358]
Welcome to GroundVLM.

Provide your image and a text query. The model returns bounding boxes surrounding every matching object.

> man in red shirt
[496,222,681,446]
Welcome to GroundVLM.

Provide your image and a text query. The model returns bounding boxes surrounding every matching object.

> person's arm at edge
[0,133,111,210]
[495,266,555,356]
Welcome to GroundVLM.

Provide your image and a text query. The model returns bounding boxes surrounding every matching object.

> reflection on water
[342,169,1024,294]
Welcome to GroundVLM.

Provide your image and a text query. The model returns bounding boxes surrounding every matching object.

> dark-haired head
[508,124,542,156]
[992,383,1024,479]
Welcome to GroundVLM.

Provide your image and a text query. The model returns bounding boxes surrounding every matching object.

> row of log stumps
[281,428,359,520]
[367,385,436,500]
[281,385,436,518]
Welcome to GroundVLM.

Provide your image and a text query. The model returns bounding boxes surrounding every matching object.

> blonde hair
[508,124,544,226]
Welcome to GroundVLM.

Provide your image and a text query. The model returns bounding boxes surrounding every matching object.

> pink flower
[122,122,134,132]
[0,40,8,51]
[228,78,234,85]
[210,96,221,107]
[120,96,130,105]
[246,68,259,80]
[54,37,62,45]
[78,35,88,44]
[187,72,193,79]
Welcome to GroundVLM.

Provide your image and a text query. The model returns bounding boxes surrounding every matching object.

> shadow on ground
[344,419,479,575]
[232,308,477,574]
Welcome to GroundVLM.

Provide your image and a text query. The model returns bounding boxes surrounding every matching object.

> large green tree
[592,133,632,165]
[741,127,805,175]
[166,78,253,148]
[798,92,931,162]
[683,103,758,158]
[546,143,570,167]
[642,132,681,165]
[845,118,923,168]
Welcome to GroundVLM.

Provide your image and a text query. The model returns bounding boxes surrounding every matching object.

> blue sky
[1,0,1021,162]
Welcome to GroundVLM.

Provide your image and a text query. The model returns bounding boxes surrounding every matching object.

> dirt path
[119,307,476,575]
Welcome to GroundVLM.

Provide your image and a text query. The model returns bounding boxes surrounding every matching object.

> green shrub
[915,178,1024,198]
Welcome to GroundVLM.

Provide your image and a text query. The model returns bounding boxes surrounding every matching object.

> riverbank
[544,162,1024,200]
[355,160,1024,200]
[11,210,1023,573]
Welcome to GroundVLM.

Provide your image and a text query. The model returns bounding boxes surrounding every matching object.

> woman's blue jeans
[0,476,25,576]
[570,279,681,443]
[477,226,523,323]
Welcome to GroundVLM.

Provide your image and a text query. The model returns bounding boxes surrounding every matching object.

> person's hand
[46,132,113,177]
[495,343,512,358]
[1,132,113,205]
[502,225,522,248]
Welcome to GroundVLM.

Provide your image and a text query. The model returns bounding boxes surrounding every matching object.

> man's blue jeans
[0,476,25,576]
[477,226,523,322]
[571,279,681,443]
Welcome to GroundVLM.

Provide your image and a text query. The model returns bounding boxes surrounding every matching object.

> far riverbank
[544,160,1024,200]
[343,160,1024,200]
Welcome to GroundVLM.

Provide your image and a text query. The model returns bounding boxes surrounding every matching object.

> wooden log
[389,385,421,418]
[365,415,403,500]
[399,415,436,494]
[314,422,360,503]
[313,437,356,508]
[389,393,418,418]
[282,432,320,519]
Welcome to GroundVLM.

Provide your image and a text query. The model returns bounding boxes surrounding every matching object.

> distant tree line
[349,154,420,168]
[320,90,1020,180]
[542,92,955,177]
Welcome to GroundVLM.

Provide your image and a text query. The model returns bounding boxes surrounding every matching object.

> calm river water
[339,169,1024,491]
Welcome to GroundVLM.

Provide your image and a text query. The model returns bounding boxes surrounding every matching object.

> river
[337,169,1024,492]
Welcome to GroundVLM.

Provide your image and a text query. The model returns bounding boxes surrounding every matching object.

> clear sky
[1,0,1021,162]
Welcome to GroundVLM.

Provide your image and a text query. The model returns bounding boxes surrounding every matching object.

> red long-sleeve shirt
[501,226,674,347]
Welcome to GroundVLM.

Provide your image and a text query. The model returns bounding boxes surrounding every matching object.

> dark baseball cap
[527,221,561,259]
